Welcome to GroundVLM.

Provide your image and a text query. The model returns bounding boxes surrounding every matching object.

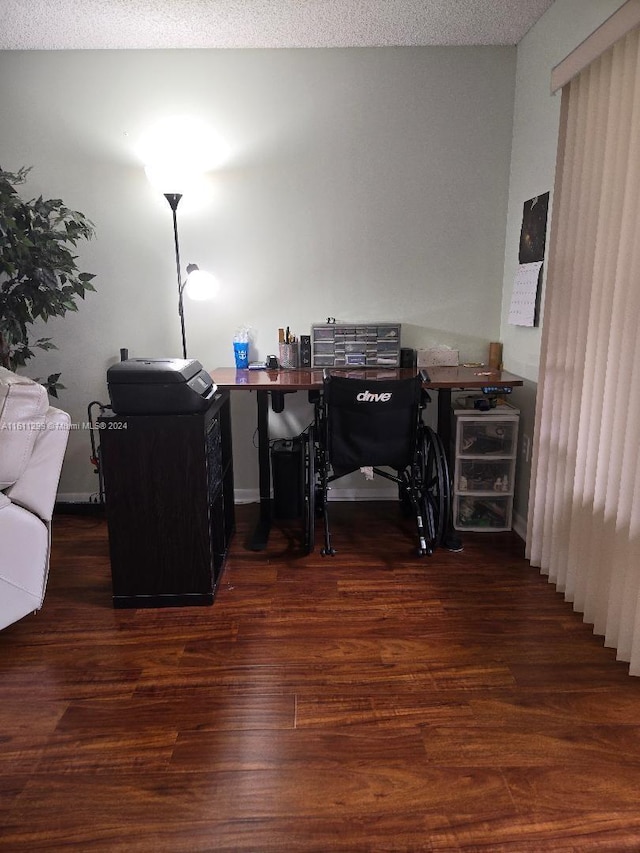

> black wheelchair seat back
[323,374,423,476]
[303,371,452,558]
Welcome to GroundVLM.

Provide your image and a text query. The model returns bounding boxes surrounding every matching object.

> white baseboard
[234,486,398,504]
[325,486,398,501]
[58,488,400,506]
[57,492,98,503]
[233,489,260,504]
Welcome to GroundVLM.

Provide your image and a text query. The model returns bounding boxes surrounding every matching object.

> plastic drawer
[454,495,512,531]
[457,419,517,457]
[377,325,400,340]
[456,459,514,493]
[314,327,335,341]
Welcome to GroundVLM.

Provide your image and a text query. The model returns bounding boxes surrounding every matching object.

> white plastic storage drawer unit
[452,402,519,532]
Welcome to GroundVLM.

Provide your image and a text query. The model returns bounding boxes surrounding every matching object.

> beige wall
[0,46,516,499]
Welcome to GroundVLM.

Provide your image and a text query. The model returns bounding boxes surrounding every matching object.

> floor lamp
[162,192,218,360]
[164,192,188,359]
[142,117,226,359]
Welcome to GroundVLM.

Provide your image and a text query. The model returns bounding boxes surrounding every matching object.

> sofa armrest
[0,497,50,630]
[5,407,71,522]
[0,368,49,489]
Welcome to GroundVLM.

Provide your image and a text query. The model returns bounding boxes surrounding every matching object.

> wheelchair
[301,371,452,557]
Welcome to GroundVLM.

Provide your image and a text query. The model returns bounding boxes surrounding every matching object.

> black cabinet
[99,391,234,608]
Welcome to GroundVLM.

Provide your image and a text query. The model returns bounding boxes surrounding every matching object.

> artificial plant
[0,166,96,396]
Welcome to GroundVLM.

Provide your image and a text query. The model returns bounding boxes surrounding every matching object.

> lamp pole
[164,192,187,359]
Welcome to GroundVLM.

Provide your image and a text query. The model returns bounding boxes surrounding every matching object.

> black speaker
[300,335,312,367]
[400,347,416,368]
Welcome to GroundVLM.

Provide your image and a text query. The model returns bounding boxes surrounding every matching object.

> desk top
[210,366,524,391]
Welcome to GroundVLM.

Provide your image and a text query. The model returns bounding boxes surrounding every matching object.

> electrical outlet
[522,434,531,463]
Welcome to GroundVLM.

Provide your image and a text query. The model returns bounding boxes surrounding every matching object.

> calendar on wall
[508,261,543,326]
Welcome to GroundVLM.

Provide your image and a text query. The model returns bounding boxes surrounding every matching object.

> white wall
[0,46,516,500]
[501,0,627,534]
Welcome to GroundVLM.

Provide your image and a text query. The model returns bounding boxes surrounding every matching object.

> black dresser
[99,390,234,607]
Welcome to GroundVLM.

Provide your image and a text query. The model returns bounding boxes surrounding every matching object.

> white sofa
[0,367,70,630]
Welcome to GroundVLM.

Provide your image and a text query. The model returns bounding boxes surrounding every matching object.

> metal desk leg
[249,389,272,551]
[437,388,463,552]
[437,388,452,459]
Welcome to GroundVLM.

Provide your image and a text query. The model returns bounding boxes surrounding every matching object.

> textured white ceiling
[0,0,556,49]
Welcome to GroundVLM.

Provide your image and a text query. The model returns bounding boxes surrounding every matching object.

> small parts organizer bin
[311,323,401,367]
[453,402,519,532]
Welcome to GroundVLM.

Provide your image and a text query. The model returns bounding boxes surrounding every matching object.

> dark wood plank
[1,502,640,852]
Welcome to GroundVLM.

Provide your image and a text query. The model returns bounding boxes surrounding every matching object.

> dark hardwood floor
[2,502,640,852]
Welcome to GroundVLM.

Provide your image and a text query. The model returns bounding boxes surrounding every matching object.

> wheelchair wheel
[420,426,451,550]
[303,426,316,554]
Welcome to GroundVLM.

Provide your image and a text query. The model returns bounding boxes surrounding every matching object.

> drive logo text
[356,391,393,402]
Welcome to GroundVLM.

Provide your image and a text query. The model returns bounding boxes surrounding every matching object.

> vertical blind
[527,25,640,675]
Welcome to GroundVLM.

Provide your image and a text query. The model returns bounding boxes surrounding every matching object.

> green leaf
[36,339,57,351]
[0,164,97,394]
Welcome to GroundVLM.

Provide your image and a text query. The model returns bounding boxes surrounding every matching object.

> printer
[107,358,217,415]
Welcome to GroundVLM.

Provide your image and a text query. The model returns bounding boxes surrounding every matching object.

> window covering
[527,24,640,674]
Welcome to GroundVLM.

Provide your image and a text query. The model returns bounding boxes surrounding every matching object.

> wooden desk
[211,366,523,550]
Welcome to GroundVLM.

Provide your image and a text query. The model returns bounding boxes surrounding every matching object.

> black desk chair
[302,372,451,556]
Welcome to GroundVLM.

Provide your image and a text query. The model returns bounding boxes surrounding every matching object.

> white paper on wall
[508,261,543,327]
